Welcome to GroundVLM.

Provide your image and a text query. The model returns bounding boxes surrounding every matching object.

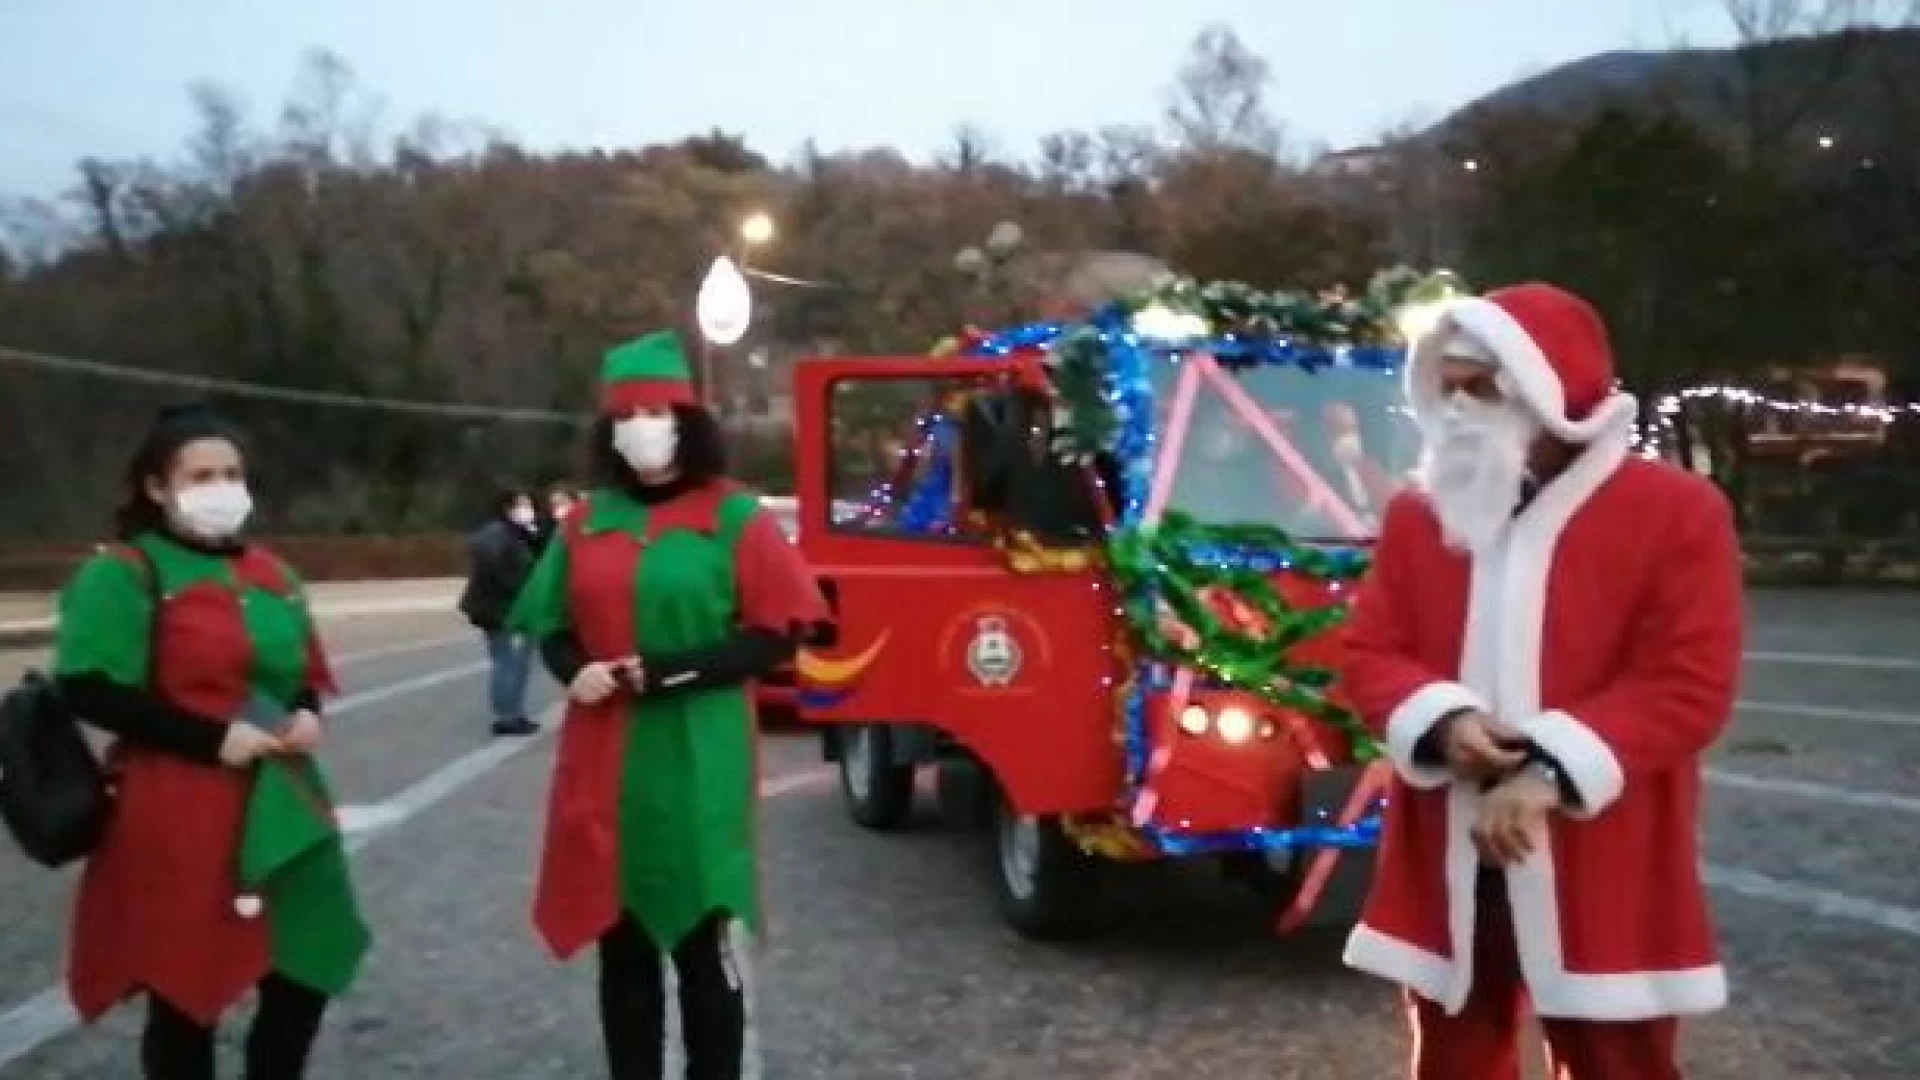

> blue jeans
[484,631,533,721]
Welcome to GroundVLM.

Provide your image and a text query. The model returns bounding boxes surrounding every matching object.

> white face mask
[613,415,679,475]
[171,480,254,541]
[507,506,537,528]
[1421,392,1538,554]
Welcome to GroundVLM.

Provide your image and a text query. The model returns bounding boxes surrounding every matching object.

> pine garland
[1106,512,1380,760]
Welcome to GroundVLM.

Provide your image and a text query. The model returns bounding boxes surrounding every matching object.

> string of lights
[1633,381,1919,458]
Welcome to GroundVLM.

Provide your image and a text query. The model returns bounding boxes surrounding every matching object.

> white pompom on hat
[1407,283,1638,445]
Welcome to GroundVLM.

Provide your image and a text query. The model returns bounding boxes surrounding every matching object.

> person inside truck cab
[962,387,1112,542]
[507,329,827,1080]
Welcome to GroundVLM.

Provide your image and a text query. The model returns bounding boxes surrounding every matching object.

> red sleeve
[281,556,339,700]
[1339,492,1488,790]
[1523,479,1742,818]
[734,511,829,634]
[304,629,339,700]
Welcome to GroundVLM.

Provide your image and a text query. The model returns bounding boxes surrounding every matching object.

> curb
[0,595,459,651]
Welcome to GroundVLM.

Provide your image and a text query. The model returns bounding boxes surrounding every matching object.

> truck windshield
[1151,360,1419,542]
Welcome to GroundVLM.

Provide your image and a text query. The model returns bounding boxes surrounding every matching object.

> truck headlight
[1214,706,1255,745]
[1177,704,1211,736]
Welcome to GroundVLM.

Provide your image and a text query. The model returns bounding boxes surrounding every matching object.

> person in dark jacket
[459,489,541,736]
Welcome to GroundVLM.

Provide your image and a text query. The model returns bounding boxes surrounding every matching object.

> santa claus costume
[1338,284,1744,1079]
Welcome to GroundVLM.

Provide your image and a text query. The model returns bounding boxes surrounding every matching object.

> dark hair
[113,403,245,541]
[545,481,579,503]
[588,403,729,488]
[493,487,534,518]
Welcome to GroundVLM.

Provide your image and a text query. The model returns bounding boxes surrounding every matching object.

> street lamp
[740,210,775,248]
[954,219,1025,325]
[696,256,753,409]
[697,211,776,413]
[697,256,753,348]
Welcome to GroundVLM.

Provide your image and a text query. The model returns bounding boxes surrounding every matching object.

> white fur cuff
[1524,709,1626,817]
[1385,681,1487,790]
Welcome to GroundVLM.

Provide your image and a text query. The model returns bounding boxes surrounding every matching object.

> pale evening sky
[0,0,1735,199]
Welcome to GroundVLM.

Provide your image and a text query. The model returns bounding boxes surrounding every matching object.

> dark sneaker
[491,716,542,737]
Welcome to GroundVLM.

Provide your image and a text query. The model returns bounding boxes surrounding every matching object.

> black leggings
[140,973,329,1080]
[598,913,746,1080]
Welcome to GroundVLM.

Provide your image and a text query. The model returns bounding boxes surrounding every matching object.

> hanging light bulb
[697,255,753,346]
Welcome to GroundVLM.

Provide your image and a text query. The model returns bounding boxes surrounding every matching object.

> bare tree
[1713,0,1919,161]
[72,158,129,260]
[1035,130,1098,193]
[1165,25,1283,156]
[186,83,253,193]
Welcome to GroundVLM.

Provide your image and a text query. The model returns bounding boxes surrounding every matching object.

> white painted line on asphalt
[331,633,472,668]
[335,804,409,835]
[1706,768,1920,816]
[1736,699,1920,727]
[323,663,488,719]
[1703,864,1920,939]
[1745,650,1920,673]
[0,990,65,1071]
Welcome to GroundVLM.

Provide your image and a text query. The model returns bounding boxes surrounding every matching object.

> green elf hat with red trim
[600,330,696,415]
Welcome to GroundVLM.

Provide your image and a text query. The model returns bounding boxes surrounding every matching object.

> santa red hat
[1406,283,1637,444]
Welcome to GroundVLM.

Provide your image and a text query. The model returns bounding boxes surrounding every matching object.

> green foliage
[1106,512,1378,759]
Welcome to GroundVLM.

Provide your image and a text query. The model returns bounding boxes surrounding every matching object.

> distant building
[1309,146,1392,180]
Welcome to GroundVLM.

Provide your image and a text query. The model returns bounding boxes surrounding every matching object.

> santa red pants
[1406,873,1682,1080]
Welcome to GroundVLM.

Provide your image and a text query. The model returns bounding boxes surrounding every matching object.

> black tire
[990,787,1100,940]
[837,724,916,830]
[934,753,991,831]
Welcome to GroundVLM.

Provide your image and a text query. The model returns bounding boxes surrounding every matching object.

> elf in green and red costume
[509,330,827,1080]
[53,404,369,1079]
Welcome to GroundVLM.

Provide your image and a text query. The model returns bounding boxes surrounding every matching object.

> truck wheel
[838,724,916,830]
[935,753,991,831]
[991,790,1099,940]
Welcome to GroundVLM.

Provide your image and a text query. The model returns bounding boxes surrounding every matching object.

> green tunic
[511,486,764,950]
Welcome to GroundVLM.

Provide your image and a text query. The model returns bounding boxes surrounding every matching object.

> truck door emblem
[965,615,1022,687]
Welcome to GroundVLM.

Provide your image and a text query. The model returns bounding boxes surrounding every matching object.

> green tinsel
[1041,267,1468,462]
[1107,512,1381,761]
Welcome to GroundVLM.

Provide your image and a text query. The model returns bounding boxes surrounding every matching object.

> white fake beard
[1420,399,1539,555]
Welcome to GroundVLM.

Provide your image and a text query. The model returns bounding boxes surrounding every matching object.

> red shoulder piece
[230,547,294,594]
[733,511,828,633]
[101,544,148,573]
[235,546,337,699]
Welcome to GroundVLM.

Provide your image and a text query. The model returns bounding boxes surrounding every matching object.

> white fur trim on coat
[1519,709,1625,818]
[1384,681,1487,790]
[1406,297,1638,445]
[1345,423,1727,1020]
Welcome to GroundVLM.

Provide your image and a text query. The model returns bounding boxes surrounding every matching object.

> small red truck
[784,274,1447,938]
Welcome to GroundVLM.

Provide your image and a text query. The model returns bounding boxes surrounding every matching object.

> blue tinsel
[919,308,1396,855]
[896,414,959,534]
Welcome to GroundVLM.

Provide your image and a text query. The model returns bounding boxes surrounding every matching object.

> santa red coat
[1339,426,1744,1021]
